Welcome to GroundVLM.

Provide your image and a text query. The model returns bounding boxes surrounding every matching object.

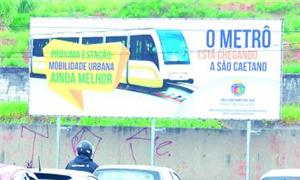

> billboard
[29,18,282,120]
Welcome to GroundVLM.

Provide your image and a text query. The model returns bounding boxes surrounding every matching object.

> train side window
[32,38,49,57]
[130,35,159,69]
[82,37,103,44]
[106,36,127,47]
[53,37,79,43]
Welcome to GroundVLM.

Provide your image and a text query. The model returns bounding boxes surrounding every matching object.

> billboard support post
[246,120,251,180]
[56,116,61,168]
[150,118,156,166]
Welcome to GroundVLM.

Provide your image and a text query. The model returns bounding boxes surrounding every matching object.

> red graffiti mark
[294,145,300,167]
[255,162,264,180]
[126,128,149,141]
[276,155,286,168]
[126,128,173,164]
[71,127,102,157]
[1,133,14,142]
[234,160,246,178]
[126,128,149,164]
[155,136,172,157]
[128,143,137,163]
[20,125,49,168]
[296,50,300,59]
[270,135,286,168]
[175,161,189,173]
[271,135,280,153]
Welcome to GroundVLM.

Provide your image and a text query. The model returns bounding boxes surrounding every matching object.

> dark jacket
[65,154,99,173]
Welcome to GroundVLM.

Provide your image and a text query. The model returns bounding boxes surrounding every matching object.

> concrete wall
[282,74,300,104]
[0,68,300,104]
[1,124,300,180]
[0,68,29,101]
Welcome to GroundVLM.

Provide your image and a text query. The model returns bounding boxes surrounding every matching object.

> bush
[0,31,29,67]
[0,101,28,119]
[282,104,300,123]
[117,0,164,17]
[256,1,294,13]
[163,2,196,17]
[284,13,300,34]
[18,0,36,13]
[0,0,20,26]
[10,13,30,31]
[1,57,27,67]
[283,62,300,73]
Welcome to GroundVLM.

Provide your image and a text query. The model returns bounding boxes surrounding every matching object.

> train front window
[33,38,49,57]
[130,35,159,69]
[82,37,103,44]
[156,30,190,65]
[106,36,127,46]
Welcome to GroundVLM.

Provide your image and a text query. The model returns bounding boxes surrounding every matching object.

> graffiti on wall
[70,127,102,157]
[282,75,300,104]
[16,126,173,167]
[0,68,29,101]
[2,125,300,179]
[20,125,49,168]
[126,128,173,164]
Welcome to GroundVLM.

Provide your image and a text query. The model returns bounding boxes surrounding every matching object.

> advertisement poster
[29,18,282,120]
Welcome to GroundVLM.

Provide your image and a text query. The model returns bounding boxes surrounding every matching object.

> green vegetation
[0,101,28,119]
[0,0,299,126]
[1,101,300,127]
[283,62,300,74]
[255,1,294,13]
[0,0,20,26]
[62,117,223,129]
[0,0,299,71]
[0,30,29,67]
[281,104,300,123]
[0,101,222,128]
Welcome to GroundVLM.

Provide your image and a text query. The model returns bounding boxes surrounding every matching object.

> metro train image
[30,28,194,89]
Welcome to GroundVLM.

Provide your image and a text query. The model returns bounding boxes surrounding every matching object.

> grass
[0,0,299,71]
[0,0,299,127]
[0,101,219,128]
[0,101,28,119]
[1,101,300,127]
[284,13,300,35]
[255,1,294,14]
[31,0,134,17]
[285,33,300,49]
[281,104,300,123]
[283,62,300,73]
[0,30,29,67]
[61,117,223,129]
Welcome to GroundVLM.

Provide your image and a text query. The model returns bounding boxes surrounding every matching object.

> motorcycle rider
[66,140,99,173]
